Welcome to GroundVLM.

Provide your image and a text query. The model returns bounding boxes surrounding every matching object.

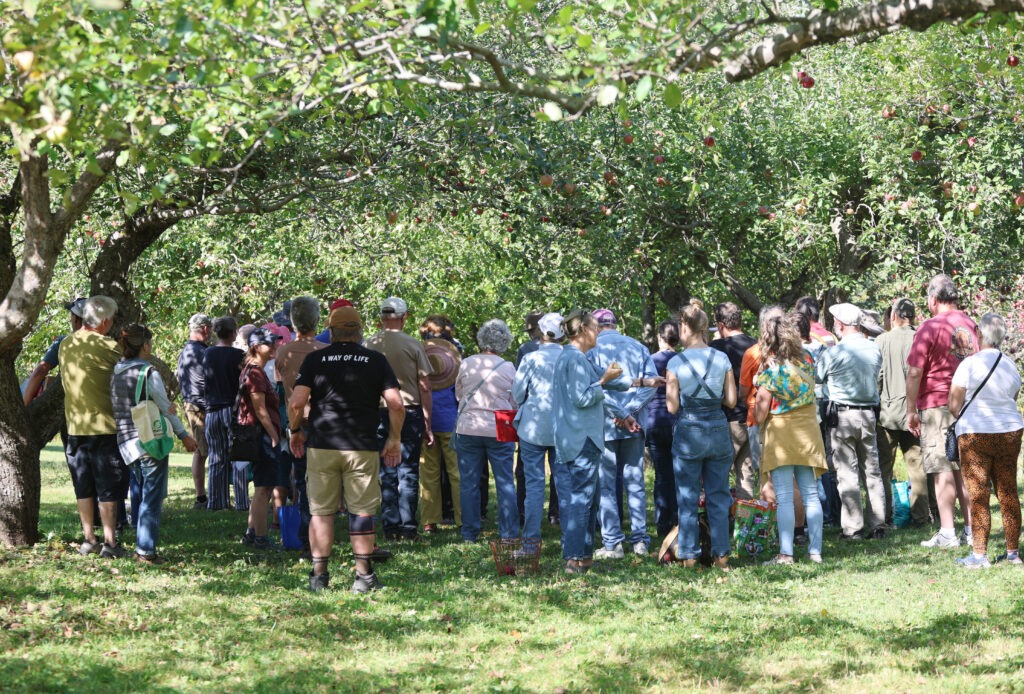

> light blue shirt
[552,344,630,462]
[512,343,562,447]
[586,329,658,440]
[666,347,731,404]
[815,332,882,406]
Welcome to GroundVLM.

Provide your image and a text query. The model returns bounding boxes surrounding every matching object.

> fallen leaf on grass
[510,629,522,639]
[104,649,120,658]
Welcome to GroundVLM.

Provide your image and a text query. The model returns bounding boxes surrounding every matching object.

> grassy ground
[2,445,1024,692]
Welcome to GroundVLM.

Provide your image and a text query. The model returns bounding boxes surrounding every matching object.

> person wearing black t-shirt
[289,306,404,594]
[203,316,245,511]
[709,302,758,500]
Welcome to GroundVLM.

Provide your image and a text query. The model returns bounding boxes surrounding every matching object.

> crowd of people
[24,272,1023,593]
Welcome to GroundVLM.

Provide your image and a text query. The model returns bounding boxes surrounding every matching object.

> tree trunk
[0,351,40,546]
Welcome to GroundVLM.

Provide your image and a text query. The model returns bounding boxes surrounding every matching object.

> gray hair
[758,304,784,332]
[82,295,117,328]
[290,296,320,335]
[927,274,958,304]
[476,319,513,354]
[978,312,1007,348]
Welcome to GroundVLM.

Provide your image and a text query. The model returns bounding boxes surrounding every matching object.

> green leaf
[159,124,179,136]
[635,75,652,102]
[542,102,563,121]
[664,83,682,108]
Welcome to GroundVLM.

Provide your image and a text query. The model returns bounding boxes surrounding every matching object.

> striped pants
[205,408,233,510]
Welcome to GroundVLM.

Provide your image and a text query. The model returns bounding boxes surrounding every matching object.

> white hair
[82,296,117,328]
[476,319,513,354]
[979,313,1007,348]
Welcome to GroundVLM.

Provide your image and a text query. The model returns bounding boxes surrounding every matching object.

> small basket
[489,538,541,577]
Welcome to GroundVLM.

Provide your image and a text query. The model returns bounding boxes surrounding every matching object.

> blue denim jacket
[587,330,658,440]
[512,343,562,447]
[552,344,630,462]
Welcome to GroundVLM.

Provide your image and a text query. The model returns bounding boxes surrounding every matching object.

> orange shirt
[739,344,762,427]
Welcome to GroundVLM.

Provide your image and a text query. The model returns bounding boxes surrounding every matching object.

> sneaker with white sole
[921,531,959,549]
[959,527,972,547]
[594,543,625,560]
[632,541,649,557]
[955,553,991,569]
[99,542,127,559]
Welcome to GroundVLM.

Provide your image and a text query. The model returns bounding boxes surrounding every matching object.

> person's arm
[754,386,772,425]
[621,353,659,419]
[947,384,966,417]
[248,391,279,447]
[665,371,679,416]
[722,368,737,409]
[288,384,312,458]
[568,355,621,408]
[382,387,406,467]
[511,362,530,406]
[21,362,51,406]
[419,374,434,447]
[905,366,923,437]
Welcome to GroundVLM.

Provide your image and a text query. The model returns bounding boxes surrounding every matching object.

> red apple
[475,208,483,215]
[1009,55,1020,67]
[911,150,923,162]
[501,212,509,219]
[1014,193,1024,208]
[758,206,770,216]
[796,71,807,79]
[655,176,667,187]
[562,183,577,196]
[800,75,815,88]
[603,171,615,182]
[703,136,715,147]
[600,205,611,216]
[967,201,982,215]
[654,155,665,164]
[882,106,894,119]
[967,136,978,147]
[577,228,587,237]
[623,134,634,144]
[386,211,399,225]
[942,104,951,114]
[540,216,550,222]
[540,174,554,187]
[623,119,632,128]
[767,213,777,221]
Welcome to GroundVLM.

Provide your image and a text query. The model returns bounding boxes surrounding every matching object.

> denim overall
[672,349,734,559]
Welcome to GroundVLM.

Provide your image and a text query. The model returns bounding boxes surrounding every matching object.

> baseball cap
[247,327,283,348]
[828,302,862,326]
[188,313,212,331]
[537,312,564,340]
[64,297,87,318]
[858,312,884,337]
[592,308,616,326]
[380,297,408,316]
[330,298,354,311]
[329,306,362,330]
[892,298,915,320]
[272,300,293,328]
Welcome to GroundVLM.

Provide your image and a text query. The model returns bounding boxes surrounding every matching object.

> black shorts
[65,434,126,502]
[251,432,279,489]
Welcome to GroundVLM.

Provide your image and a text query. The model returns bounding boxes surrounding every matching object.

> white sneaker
[594,543,625,559]
[632,541,649,557]
[921,531,959,549]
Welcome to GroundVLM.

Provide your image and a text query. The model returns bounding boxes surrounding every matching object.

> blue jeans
[456,434,518,541]
[772,465,823,556]
[130,456,169,556]
[598,436,649,548]
[646,425,677,537]
[551,439,602,561]
[519,441,555,539]
[674,412,733,559]
[378,408,424,537]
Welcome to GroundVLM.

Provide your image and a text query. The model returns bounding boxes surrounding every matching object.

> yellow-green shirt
[58,330,121,436]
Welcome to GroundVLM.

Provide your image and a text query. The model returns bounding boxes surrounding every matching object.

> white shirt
[951,349,1023,436]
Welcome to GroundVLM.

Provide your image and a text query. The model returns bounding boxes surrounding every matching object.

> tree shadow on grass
[0,655,181,692]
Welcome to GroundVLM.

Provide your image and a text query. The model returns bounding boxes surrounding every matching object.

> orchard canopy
[0,0,1023,545]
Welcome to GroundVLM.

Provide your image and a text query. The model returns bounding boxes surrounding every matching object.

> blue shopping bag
[279,505,302,549]
[892,479,911,528]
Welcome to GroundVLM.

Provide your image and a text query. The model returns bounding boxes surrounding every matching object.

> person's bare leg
[249,486,271,536]
[192,452,207,498]
[98,501,118,546]
[952,469,972,528]
[77,498,97,543]
[309,515,334,575]
[934,471,956,529]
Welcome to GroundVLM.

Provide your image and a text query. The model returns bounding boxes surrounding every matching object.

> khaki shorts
[920,407,959,474]
[307,448,380,516]
[184,403,208,457]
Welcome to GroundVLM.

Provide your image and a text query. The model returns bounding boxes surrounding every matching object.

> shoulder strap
[133,365,152,405]
[677,350,717,399]
[234,363,254,416]
[956,352,1002,420]
[457,359,505,417]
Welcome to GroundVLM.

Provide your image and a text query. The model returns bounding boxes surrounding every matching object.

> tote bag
[131,365,175,460]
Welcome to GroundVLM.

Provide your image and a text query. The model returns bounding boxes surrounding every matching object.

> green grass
[2,445,1024,692]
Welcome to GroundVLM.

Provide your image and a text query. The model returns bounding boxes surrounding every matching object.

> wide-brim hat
[424,339,461,391]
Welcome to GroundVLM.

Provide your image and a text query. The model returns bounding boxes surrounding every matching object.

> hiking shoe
[352,571,382,594]
[959,527,972,547]
[632,541,649,557]
[135,553,166,566]
[240,528,256,546]
[308,571,330,592]
[564,561,591,575]
[369,545,392,563]
[867,526,887,540]
[921,531,959,549]
[955,553,991,569]
[193,495,208,510]
[994,552,1023,565]
[79,539,102,556]
[99,542,127,559]
[252,536,279,552]
[594,543,625,560]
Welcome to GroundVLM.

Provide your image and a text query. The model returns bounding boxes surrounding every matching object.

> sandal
[713,556,730,572]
